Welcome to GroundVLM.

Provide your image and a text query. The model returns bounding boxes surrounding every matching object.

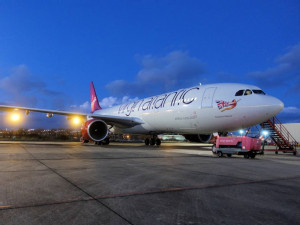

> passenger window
[252,90,266,95]
[244,89,252,95]
[235,90,244,96]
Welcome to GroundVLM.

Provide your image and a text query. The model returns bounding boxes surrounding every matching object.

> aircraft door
[201,87,217,108]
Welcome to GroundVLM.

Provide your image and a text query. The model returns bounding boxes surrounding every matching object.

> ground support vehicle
[212,136,262,159]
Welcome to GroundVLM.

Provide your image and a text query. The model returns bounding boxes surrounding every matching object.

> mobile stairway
[261,116,298,155]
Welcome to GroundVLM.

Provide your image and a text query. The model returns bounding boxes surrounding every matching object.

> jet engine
[183,134,212,143]
[81,119,108,142]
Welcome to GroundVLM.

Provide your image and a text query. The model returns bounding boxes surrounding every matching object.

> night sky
[0,0,299,129]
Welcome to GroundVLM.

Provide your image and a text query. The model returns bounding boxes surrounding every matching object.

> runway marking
[1,175,299,211]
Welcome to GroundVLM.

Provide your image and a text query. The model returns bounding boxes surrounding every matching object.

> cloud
[0,65,67,108]
[282,106,300,114]
[121,96,139,104]
[100,96,139,108]
[100,97,118,108]
[277,106,300,123]
[246,43,300,88]
[105,51,206,96]
[70,101,91,112]
[70,96,139,113]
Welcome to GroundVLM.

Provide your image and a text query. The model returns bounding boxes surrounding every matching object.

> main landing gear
[145,136,161,146]
[95,137,110,145]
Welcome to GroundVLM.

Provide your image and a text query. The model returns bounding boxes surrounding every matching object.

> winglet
[90,81,102,113]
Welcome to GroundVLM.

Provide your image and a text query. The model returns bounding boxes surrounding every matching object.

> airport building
[283,123,300,143]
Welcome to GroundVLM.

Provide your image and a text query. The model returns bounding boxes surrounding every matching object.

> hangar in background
[283,123,300,143]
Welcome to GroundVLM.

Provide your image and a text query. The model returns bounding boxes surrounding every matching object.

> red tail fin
[90,81,102,113]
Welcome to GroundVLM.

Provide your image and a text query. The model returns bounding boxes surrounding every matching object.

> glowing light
[239,130,244,136]
[262,130,269,137]
[10,113,21,122]
[72,117,81,125]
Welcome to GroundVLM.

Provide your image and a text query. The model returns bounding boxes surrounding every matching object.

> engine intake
[82,119,108,142]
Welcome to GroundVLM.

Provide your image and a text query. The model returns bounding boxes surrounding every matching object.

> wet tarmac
[0,142,299,225]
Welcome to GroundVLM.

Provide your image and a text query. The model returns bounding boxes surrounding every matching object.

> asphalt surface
[0,142,299,225]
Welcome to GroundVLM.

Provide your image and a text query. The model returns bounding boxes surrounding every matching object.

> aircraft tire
[244,153,249,159]
[102,138,110,145]
[217,151,223,157]
[155,138,161,146]
[150,138,155,146]
[145,138,150,145]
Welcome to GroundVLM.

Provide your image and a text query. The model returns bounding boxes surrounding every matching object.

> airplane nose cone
[278,99,284,112]
[269,96,284,116]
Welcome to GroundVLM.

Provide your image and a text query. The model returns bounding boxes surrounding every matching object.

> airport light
[262,130,269,137]
[71,117,81,126]
[5,110,25,126]
[10,113,21,122]
[239,129,244,136]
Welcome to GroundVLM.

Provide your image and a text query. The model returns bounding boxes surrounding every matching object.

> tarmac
[0,141,299,225]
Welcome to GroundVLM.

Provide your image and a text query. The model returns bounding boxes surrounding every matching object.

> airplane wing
[0,105,143,128]
[0,105,87,117]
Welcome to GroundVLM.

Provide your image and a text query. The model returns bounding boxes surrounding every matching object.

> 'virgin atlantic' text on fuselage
[118,87,200,116]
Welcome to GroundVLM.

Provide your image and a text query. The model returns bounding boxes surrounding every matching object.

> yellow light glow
[72,117,81,125]
[10,113,21,122]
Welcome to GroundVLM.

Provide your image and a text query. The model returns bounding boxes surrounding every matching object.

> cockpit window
[244,89,252,95]
[252,89,266,95]
[235,90,244,96]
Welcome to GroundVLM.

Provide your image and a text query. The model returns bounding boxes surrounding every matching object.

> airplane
[0,82,284,146]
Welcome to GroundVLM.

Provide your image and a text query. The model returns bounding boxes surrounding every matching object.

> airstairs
[261,116,298,155]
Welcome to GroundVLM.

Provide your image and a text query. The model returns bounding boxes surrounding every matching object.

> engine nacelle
[183,134,212,143]
[81,119,108,142]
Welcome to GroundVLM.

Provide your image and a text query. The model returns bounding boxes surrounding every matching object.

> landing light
[10,113,21,122]
[262,130,269,137]
[72,117,81,125]
[239,130,244,136]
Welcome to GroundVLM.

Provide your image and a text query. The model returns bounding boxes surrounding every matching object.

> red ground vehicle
[212,136,262,158]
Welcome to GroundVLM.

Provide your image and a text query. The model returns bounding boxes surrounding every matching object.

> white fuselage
[94,83,283,135]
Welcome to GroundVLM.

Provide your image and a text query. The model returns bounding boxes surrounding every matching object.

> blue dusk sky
[0,0,299,128]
